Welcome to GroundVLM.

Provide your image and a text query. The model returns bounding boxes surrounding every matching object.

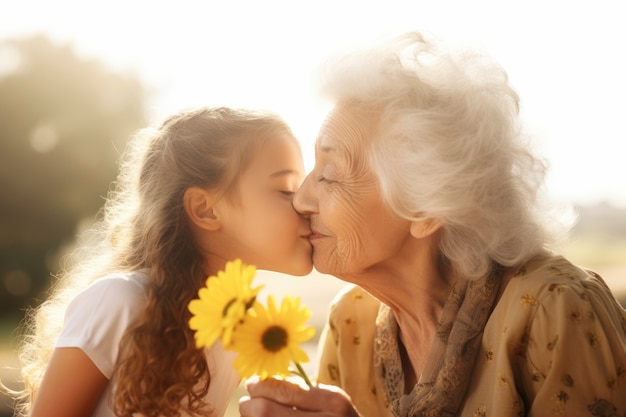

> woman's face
[293,104,412,277]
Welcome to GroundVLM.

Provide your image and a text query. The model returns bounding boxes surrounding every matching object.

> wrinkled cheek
[336,232,365,264]
[315,197,370,273]
[314,233,364,275]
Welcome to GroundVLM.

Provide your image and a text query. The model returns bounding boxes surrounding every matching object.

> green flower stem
[294,362,313,387]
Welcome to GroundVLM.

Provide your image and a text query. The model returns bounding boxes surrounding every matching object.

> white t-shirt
[56,271,240,417]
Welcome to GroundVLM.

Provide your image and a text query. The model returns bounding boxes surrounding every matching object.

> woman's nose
[293,174,316,215]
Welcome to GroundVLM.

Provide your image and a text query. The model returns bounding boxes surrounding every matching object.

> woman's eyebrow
[316,133,339,154]
[316,139,341,155]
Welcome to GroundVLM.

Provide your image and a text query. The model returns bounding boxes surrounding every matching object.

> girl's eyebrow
[269,169,300,178]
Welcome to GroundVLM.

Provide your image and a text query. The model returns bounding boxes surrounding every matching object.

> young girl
[12,106,313,417]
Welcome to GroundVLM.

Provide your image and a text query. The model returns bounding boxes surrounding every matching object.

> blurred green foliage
[0,35,147,315]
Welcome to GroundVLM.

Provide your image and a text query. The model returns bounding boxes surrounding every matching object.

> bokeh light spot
[29,122,59,153]
[3,269,32,297]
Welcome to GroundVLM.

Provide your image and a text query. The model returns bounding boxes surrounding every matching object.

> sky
[1,0,625,208]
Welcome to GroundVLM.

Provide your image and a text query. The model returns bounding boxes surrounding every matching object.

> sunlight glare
[1,0,624,207]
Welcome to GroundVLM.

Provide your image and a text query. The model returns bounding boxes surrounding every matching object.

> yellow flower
[230,295,315,381]
[188,259,262,349]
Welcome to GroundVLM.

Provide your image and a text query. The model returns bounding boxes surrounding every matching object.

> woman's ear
[410,218,442,239]
[183,186,221,231]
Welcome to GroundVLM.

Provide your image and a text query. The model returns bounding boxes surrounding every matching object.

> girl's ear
[183,186,221,231]
[410,218,442,239]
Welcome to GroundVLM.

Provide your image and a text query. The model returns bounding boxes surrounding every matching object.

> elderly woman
[240,32,626,417]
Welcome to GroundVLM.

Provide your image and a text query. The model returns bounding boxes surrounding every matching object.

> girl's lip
[309,231,325,240]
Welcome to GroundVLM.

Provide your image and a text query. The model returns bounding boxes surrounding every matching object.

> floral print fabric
[315,254,626,417]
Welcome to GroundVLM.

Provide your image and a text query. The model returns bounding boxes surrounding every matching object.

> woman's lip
[309,232,325,240]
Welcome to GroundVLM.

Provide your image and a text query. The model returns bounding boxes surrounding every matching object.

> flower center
[261,325,288,352]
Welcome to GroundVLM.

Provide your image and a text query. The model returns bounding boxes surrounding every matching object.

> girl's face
[293,104,412,277]
[214,133,313,276]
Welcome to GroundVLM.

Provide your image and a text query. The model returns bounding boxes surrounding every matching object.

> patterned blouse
[315,254,626,417]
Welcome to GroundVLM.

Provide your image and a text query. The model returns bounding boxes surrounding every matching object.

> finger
[245,379,355,414]
[240,395,338,417]
[245,378,310,406]
[239,396,307,417]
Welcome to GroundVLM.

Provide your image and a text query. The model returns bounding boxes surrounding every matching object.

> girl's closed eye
[280,190,296,196]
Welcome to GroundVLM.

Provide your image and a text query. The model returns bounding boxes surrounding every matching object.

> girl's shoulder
[57,270,152,377]
[81,270,149,300]
[65,270,150,323]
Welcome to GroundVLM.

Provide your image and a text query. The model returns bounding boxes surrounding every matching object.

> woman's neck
[357,236,453,325]
[345,236,454,385]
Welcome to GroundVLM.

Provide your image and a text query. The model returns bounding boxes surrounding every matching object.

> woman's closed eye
[317,176,335,184]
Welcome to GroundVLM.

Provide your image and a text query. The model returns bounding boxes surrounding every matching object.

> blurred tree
[0,35,147,315]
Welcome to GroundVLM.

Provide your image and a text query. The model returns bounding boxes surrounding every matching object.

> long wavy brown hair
[13,106,296,416]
